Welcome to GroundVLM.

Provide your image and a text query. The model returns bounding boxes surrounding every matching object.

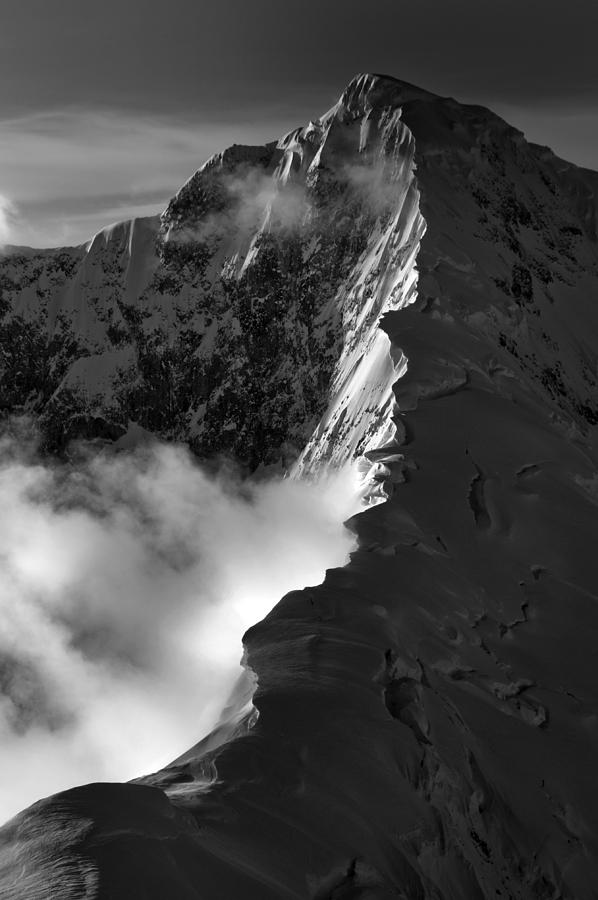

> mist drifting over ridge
[0,423,361,821]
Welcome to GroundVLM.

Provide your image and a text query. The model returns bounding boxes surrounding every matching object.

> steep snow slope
[2,74,598,899]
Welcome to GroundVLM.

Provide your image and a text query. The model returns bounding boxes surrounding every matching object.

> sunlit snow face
[0,433,361,823]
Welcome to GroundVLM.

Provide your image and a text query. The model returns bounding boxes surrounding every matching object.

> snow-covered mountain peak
[2,74,598,899]
[339,72,439,112]
[0,77,426,472]
[1,71,596,473]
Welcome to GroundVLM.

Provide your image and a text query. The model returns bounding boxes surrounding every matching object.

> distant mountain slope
[1,74,598,899]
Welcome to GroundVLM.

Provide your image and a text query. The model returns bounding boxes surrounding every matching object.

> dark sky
[1,0,596,245]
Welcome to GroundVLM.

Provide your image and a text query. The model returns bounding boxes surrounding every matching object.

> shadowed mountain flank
[2,73,598,899]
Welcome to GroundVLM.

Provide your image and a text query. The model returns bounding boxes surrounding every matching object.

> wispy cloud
[341,160,407,215]
[0,194,15,246]
[168,164,310,246]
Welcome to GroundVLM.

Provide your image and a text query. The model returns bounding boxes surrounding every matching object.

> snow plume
[0,425,360,823]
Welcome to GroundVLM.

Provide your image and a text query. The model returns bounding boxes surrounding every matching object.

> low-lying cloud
[0,427,361,823]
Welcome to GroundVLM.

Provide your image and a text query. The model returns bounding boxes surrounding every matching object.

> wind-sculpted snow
[2,73,598,900]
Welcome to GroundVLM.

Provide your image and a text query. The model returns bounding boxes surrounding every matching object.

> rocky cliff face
[2,74,598,899]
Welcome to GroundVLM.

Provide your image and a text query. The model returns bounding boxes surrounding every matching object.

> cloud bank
[0,428,361,823]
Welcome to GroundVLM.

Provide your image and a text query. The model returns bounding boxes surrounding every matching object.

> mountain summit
[1,74,598,898]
